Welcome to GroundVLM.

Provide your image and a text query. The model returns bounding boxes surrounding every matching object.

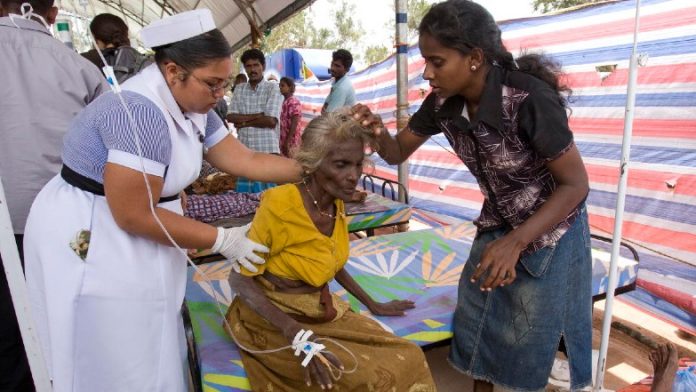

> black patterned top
[408,65,582,253]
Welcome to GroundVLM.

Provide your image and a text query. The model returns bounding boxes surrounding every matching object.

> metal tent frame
[57,0,317,50]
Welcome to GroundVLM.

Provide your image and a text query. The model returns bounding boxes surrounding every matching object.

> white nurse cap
[140,9,216,48]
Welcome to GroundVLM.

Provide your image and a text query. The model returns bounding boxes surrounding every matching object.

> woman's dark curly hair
[419,0,572,107]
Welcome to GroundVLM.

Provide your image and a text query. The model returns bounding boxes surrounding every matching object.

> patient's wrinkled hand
[303,349,342,390]
[369,299,416,317]
[289,328,344,390]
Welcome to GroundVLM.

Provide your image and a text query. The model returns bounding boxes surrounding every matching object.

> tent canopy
[58,0,315,52]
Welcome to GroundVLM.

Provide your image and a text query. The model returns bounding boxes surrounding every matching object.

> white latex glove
[211,224,269,273]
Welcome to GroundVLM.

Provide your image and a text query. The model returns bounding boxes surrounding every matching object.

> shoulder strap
[111,48,130,73]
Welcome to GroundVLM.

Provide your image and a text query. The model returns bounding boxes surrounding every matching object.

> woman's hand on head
[351,104,385,136]
[470,232,527,291]
[368,299,416,317]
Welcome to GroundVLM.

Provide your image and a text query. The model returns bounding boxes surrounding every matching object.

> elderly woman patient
[225,112,435,391]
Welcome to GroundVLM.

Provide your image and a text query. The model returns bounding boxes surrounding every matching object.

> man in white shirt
[227,48,283,192]
[228,49,283,154]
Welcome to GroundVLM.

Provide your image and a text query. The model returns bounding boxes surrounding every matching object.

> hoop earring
[470,65,477,72]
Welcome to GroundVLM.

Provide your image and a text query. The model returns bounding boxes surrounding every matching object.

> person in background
[225,112,435,391]
[352,0,592,390]
[227,48,283,192]
[81,13,129,68]
[321,49,356,114]
[279,76,302,157]
[81,13,146,83]
[221,73,248,137]
[232,72,247,92]
[213,92,230,127]
[0,1,108,390]
[23,9,301,392]
[650,343,679,392]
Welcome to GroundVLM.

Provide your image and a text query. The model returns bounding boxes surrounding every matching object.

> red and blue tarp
[294,0,696,332]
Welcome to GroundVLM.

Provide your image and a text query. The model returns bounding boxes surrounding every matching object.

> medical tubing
[104,57,357,379]
[90,35,109,73]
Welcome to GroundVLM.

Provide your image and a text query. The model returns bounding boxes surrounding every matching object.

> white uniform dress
[24,64,227,392]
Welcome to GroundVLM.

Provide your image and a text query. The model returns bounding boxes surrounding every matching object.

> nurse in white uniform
[23,9,300,392]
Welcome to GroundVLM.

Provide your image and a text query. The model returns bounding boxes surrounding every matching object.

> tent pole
[0,178,51,391]
[593,0,642,390]
[395,0,409,202]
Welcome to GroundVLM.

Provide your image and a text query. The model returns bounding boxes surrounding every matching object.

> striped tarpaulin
[294,0,696,267]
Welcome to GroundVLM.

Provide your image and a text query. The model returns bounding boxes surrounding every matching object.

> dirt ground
[424,299,696,391]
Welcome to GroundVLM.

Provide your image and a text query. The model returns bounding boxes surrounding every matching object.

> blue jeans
[449,207,592,391]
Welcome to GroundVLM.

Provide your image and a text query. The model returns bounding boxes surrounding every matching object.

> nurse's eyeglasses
[189,73,231,95]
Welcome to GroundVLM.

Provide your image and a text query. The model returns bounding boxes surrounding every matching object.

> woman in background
[81,13,146,83]
[279,76,302,157]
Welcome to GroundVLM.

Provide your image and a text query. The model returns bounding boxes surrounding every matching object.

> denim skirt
[449,207,592,391]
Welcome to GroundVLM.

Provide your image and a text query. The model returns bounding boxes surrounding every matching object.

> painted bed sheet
[190,192,411,260]
[184,222,638,391]
[344,192,411,232]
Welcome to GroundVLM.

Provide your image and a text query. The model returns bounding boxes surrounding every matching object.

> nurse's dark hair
[1,0,54,14]
[419,0,571,107]
[153,29,232,70]
[90,13,130,47]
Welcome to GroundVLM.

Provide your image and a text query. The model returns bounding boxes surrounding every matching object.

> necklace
[302,178,341,219]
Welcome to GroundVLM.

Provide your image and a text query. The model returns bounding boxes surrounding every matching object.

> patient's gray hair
[294,111,378,175]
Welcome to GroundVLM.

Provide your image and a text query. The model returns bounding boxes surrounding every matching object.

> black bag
[102,46,152,83]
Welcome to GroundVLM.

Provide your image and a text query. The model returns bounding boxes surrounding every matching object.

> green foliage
[384,0,436,42]
[406,0,434,41]
[248,0,438,67]
[261,10,317,53]
[532,0,600,13]
[313,27,335,49]
[362,0,436,66]
[331,0,365,49]
[364,45,391,66]
[260,0,364,55]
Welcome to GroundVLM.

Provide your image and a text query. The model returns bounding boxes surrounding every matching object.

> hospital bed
[191,174,411,263]
[182,222,639,392]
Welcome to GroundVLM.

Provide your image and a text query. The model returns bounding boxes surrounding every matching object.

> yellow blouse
[241,184,349,287]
